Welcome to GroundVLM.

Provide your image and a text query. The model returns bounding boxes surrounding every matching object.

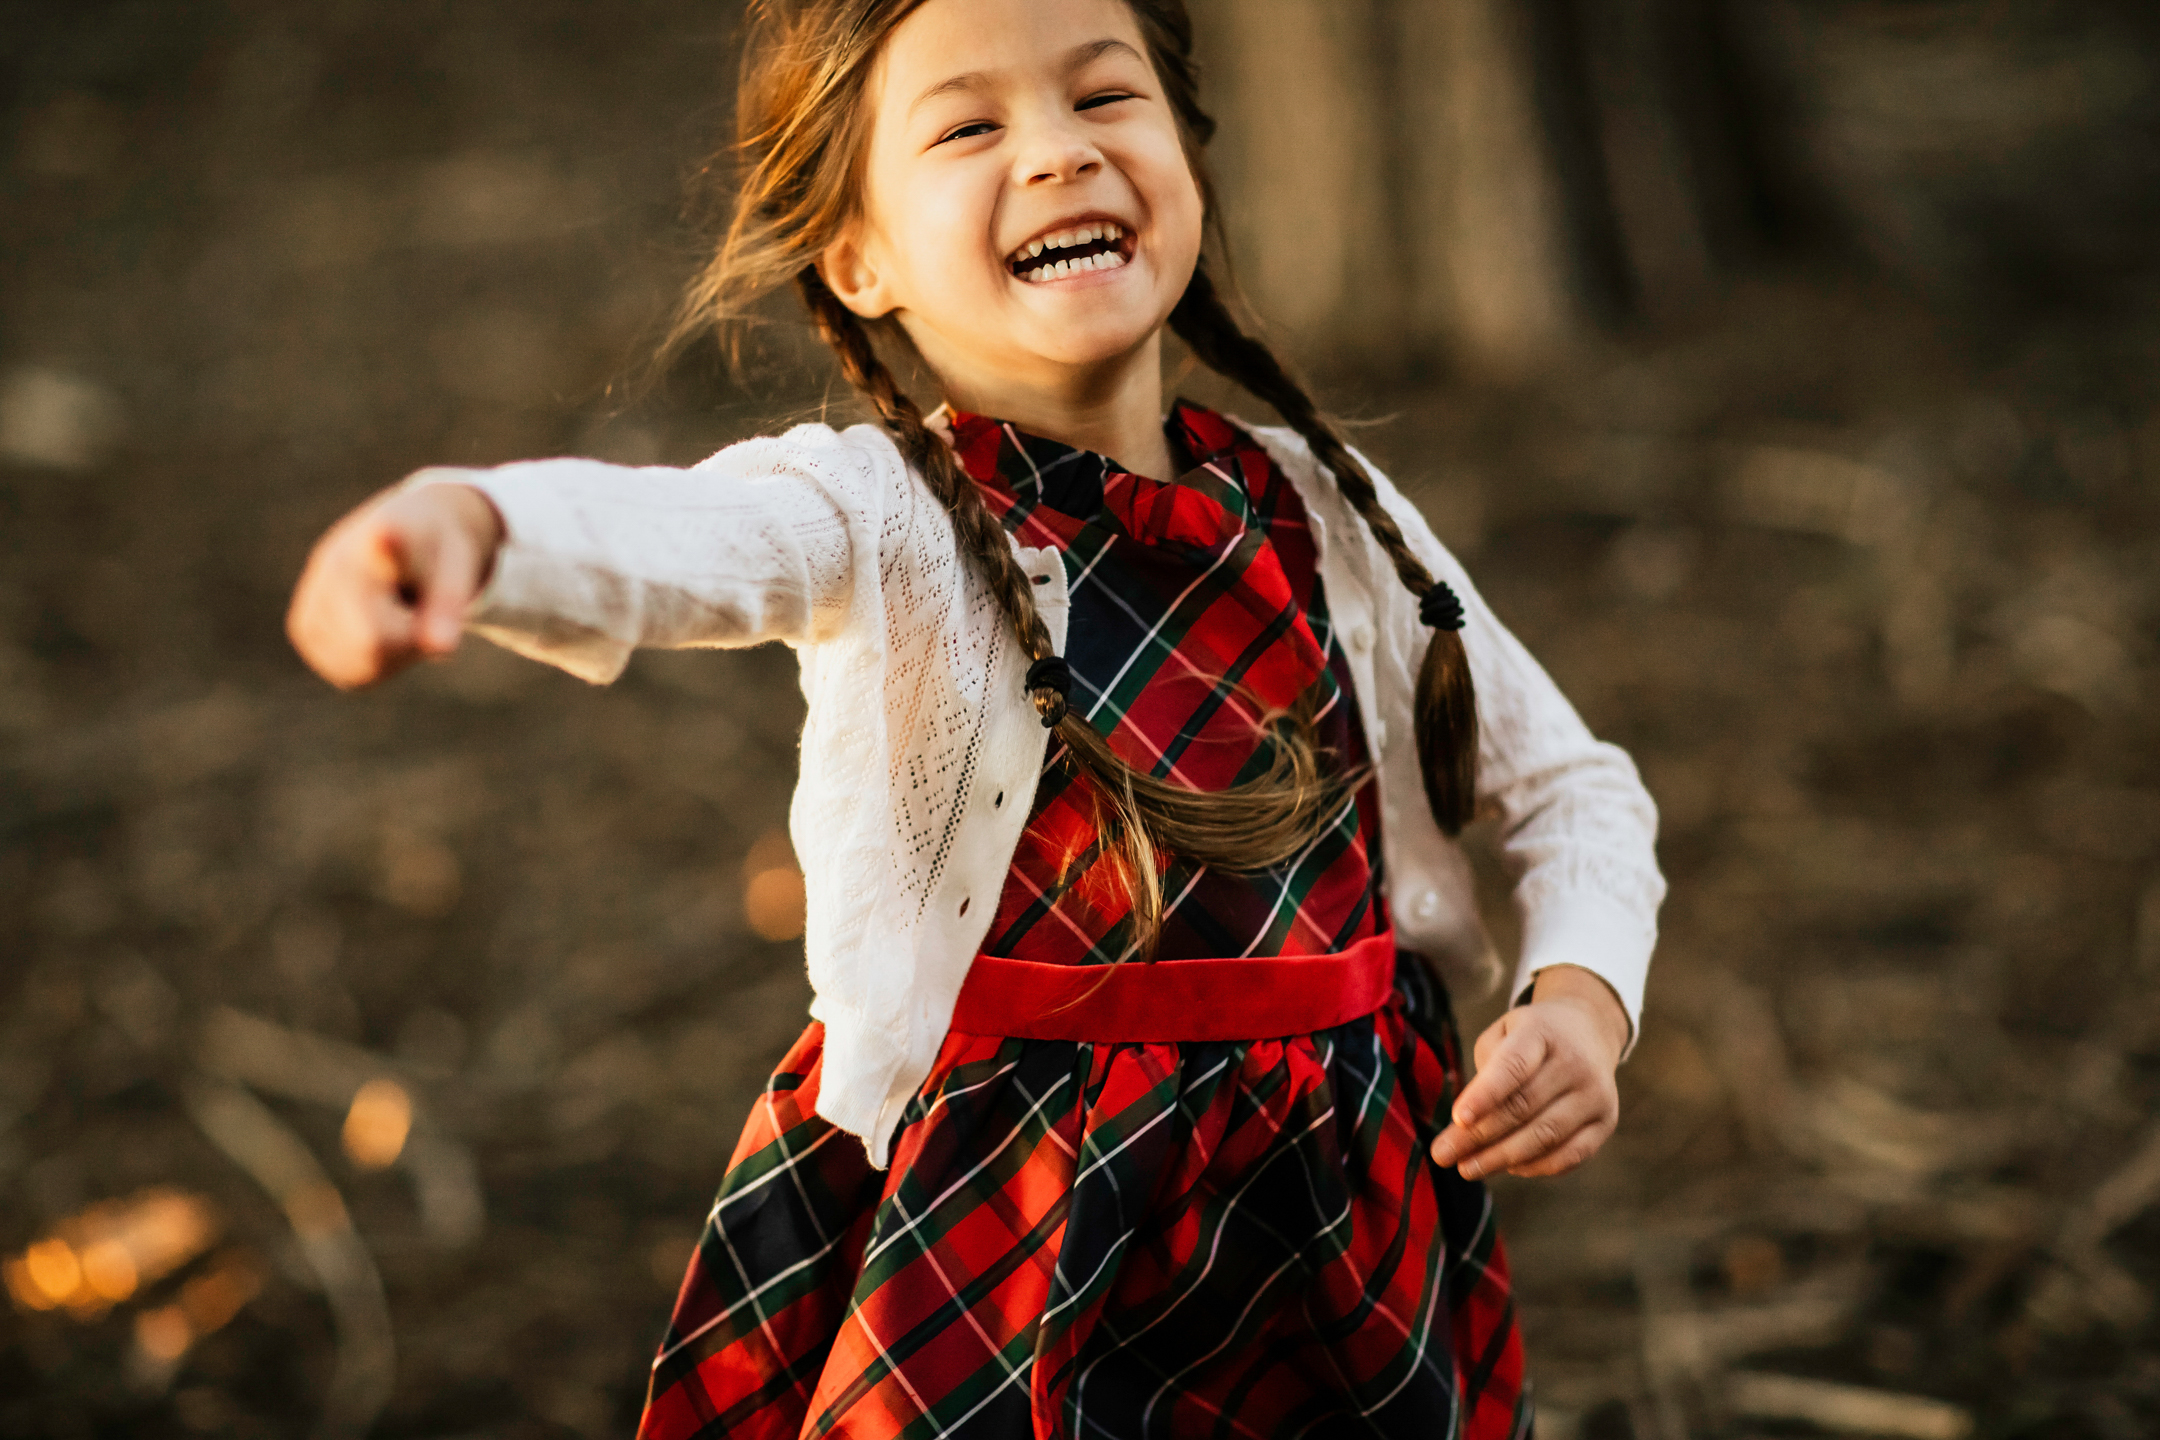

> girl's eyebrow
[908,37,1143,115]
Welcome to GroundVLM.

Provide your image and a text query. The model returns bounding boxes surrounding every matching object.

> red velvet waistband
[948,929,1398,1042]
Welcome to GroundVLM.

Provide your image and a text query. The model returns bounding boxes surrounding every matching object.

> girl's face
[823,0,1204,401]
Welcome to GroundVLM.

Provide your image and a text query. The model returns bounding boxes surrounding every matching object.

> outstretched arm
[285,427,902,688]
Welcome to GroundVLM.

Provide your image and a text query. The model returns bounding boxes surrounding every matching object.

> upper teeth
[1015,222,1124,262]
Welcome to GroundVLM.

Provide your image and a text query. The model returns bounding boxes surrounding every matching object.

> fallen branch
[184,1079,395,1440]
[1726,1372,1974,1440]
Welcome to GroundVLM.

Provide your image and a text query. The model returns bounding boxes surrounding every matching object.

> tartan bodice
[949,402,1384,964]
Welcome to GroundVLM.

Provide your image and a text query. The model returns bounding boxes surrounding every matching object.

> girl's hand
[286,483,504,689]
[1428,966,1629,1180]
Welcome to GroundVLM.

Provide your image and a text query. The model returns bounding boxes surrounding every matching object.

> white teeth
[1011,222,1133,266]
[1013,227,1133,281]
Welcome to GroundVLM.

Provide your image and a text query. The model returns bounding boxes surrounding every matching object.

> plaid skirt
[639,952,1529,1439]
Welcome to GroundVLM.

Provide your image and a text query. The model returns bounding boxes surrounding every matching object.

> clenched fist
[286,481,504,689]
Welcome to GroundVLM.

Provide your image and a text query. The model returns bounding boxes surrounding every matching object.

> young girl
[287,0,1662,1434]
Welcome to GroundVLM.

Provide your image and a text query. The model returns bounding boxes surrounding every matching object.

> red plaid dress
[640,405,1530,1439]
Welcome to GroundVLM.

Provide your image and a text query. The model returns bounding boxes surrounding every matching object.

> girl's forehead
[869,0,1145,104]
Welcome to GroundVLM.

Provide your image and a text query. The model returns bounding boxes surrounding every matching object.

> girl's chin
[1000,296,1173,365]
[1011,323,1163,371]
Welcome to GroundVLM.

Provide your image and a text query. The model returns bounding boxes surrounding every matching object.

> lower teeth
[1024,252,1121,281]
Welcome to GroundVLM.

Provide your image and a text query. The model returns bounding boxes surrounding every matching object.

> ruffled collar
[947,400,1268,554]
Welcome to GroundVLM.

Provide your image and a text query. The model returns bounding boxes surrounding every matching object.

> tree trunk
[1395,0,1582,377]
[1193,0,1586,381]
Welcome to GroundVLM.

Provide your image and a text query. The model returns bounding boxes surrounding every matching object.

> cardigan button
[1348,622,1375,653]
[1413,889,1442,921]
[1372,721,1389,751]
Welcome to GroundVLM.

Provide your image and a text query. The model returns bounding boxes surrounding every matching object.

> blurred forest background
[4,1,2159,1436]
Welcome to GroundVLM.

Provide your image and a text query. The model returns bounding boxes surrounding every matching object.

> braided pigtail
[1170,261,1479,834]
[796,273,1062,693]
[799,272,1355,956]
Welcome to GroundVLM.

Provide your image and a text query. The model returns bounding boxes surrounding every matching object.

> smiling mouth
[1008,222,1132,283]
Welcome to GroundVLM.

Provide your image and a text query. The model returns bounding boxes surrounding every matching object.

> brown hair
[679,0,1476,953]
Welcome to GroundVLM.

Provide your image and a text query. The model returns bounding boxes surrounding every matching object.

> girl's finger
[364,584,422,672]
[1468,1007,1517,1075]
[1502,1110,1617,1179]
[1454,1095,1609,1180]
[290,526,399,688]
[1428,1035,1574,1168]
[1503,1119,1615,1178]
[415,519,479,655]
[1449,1021,1553,1134]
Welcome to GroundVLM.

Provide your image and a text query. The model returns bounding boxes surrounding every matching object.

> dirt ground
[3,3,2158,1438]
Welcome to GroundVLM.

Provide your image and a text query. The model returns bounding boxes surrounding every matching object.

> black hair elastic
[1420,583,1466,632]
[1026,655,1072,727]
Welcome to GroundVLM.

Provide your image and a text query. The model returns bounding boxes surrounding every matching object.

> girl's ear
[818,227,894,320]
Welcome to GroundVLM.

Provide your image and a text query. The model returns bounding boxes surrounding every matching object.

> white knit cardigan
[419,420,1664,1166]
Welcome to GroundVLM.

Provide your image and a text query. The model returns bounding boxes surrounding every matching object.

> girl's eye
[936,121,999,146]
[1076,92,1134,113]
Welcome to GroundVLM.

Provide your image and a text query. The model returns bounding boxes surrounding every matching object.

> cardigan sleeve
[403,424,905,683]
[1365,459,1665,1048]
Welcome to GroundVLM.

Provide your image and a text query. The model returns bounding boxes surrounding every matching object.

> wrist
[1528,964,1631,1064]
[443,484,506,581]
[389,473,507,577]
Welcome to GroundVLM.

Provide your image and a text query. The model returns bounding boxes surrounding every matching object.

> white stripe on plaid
[861,1069,1075,1269]
[657,1102,851,1366]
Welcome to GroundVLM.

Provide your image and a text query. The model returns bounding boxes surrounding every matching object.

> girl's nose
[1014,115,1102,186]
[1027,149,1100,185]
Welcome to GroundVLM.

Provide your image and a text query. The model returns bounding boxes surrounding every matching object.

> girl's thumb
[418,527,477,653]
